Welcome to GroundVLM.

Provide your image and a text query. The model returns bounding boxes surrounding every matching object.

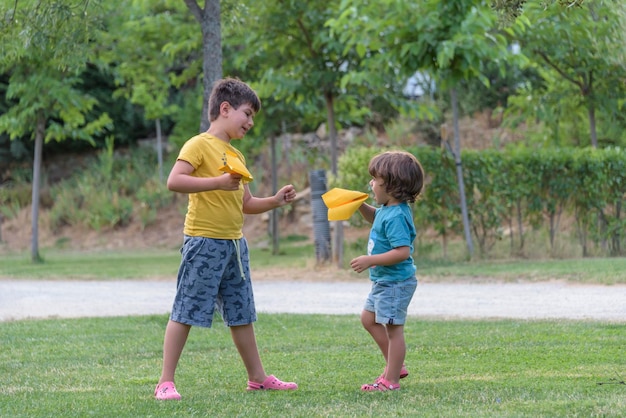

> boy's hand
[218,172,242,191]
[275,184,297,206]
[350,256,372,273]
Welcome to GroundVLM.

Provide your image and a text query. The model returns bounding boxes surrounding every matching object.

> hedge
[336,146,626,257]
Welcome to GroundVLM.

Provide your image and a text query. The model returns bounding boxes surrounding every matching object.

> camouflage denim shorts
[170,235,256,328]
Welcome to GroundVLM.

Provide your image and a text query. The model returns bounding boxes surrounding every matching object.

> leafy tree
[508,0,626,148]
[232,2,354,170]
[229,0,410,266]
[0,0,112,262]
[505,66,588,147]
[491,0,587,24]
[449,59,540,122]
[331,0,523,258]
[183,0,222,133]
[97,0,191,181]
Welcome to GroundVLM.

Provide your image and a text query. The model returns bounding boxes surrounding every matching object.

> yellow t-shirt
[177,133,248,239]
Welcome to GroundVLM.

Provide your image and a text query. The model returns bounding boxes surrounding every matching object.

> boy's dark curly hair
[208,77,261,122]
[368,151,425,203]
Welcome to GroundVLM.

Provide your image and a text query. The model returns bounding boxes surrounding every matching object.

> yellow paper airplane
[219,150,253,183]
[322,188,369,221]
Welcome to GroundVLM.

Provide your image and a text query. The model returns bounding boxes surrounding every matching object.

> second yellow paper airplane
[321,187,369,221]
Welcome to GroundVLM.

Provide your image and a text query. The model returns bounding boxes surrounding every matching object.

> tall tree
[491,0,587,24]
[509,0,626,148]
[229,0,411,266]
[183,0,222,133]
[0,0,112,262]
[331,0,523,258]
[98,0,189,181]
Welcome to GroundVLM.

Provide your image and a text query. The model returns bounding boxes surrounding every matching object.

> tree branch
[534,49,585,90]
[10,0,19,24]
[183,0,204,23]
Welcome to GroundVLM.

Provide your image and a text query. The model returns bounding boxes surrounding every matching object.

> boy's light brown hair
[368,151,425,203]
[208,77,261,122]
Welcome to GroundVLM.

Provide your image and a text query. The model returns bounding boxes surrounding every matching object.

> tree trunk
[325,91,343,267]
[574,207,588,257]
[31,113,45,263]
[516,199,525,252]
[549,211,558,254]
[587,101,598,148]
[156,118,164,182]
[270,135,279,255]
[614,200,622,256]
[508,215,514,255]
[184,0,223,133]
[450,88,474,258]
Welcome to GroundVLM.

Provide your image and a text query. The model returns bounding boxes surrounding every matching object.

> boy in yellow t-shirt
[155,78,298,400]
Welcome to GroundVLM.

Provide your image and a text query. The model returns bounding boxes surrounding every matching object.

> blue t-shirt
[367,202,417,282]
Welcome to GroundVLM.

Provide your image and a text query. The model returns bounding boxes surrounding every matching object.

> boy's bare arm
[349,246,411,274]
[358,203,376,224]
[243,184,296,214]
[167,160,241,193]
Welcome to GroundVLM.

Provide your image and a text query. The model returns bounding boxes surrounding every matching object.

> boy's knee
[360,311,377,328]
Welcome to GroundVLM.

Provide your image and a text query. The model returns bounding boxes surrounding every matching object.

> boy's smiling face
[370,176,402,206]
[225,102,256,140]
[370,176,389,205]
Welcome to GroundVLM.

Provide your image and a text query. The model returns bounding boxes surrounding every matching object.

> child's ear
[220,101,231,116]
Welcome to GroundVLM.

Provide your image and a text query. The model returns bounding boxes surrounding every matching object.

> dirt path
[1,278,625,322]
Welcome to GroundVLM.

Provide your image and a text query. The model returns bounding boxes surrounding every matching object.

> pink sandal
[154,381,182,400]
[247,374,298,391]
[361,377,400,392]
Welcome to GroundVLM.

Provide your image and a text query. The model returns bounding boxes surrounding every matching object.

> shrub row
[337,146,626,257]
[49,147,172,231]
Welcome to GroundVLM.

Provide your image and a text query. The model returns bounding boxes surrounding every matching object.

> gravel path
[1,280,625,322]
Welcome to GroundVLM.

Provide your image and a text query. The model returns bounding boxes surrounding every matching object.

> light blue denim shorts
[170,235,256,328]
[363,277,418,325]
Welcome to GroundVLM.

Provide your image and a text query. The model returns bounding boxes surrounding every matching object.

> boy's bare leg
[384,324,406,384]
[230,323,267,383]
[158,320,191,384]
[361,310,390,363]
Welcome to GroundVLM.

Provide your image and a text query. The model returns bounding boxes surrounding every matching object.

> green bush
[49,146,168,231]
[135,178,172,229]
[0,187,28,220]
[0,166,33,220]
[337,145,626,258]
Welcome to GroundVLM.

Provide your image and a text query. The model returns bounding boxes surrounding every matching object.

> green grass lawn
[0,249,182,280]
[2,244,626,284]
[1,314,624,417]
[0,245,311,280]
[1,247,625,416]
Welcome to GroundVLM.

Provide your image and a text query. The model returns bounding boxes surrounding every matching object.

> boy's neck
[206,128,231,143]
[383,199,403,207]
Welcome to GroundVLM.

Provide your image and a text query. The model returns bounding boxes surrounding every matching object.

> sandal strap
[361,378,401,392]
[378,378,400,390]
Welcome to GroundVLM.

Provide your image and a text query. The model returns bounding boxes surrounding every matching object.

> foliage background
[0,0,625,260]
